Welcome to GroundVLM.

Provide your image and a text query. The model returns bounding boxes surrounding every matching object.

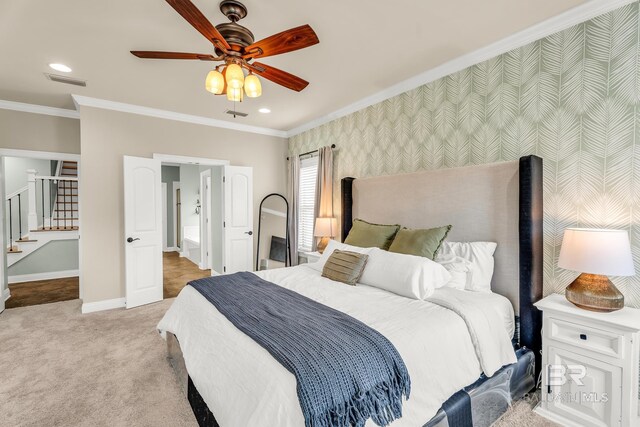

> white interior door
[124,156,163,308]
[223,166,253,273]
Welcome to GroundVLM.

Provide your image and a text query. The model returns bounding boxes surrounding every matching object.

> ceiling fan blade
[131,51,218,61]
[249,62,309,92]
[166,0,231,50]
[243,25,319,59]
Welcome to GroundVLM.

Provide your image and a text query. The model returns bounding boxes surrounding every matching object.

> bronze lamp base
[316,237,330,254]
[565,273,624,312]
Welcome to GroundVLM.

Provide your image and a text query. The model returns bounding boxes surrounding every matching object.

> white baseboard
[81,297,126,314]
[163,247,179,252]
[3,288,10,302]
[8,269,80,284]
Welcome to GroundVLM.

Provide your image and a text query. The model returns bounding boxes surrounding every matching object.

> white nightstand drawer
[547,317,624,359]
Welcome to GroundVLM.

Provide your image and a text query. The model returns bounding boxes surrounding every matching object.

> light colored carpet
[0,299,557,426]
[0,299,196,427]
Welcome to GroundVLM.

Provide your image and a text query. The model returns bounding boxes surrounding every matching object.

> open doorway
[0,151,81,309]
[160,160,224,298]
[124,154,253,308]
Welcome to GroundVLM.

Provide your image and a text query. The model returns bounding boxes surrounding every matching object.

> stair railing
[34,175,78,230]
[5,186,27,252]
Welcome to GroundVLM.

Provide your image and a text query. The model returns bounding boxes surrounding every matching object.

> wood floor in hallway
[163,251,211,298]
[3,252,207,309]
[6,276,79,309]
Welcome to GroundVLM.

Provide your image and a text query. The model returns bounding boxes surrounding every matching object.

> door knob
[245,231,253,236]
[127,237,140,243]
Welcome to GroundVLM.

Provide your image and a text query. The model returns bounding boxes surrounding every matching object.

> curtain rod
[287,144,336,161]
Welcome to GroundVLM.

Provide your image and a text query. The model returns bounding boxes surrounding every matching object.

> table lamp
[314,217,337,254]
[558,228,635,312]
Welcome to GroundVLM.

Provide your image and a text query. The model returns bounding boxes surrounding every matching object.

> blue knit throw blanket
[189,272,411,427]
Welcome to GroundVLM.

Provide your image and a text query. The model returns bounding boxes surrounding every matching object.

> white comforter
[157,265,517,427]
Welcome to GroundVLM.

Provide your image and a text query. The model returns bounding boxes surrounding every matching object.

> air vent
[44,73,87,87]
[225,109,248,118]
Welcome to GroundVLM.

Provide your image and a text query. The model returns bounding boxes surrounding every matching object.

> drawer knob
[579,334,587,340]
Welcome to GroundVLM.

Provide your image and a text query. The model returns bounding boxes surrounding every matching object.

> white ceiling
[0,0,589,131]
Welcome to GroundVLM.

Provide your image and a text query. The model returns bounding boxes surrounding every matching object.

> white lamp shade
[314,217,337,237]
[558,228,635,276]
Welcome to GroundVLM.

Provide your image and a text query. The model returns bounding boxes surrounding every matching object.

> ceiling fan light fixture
[244,73,262,98]
[225,63,244,89]
[227,86,243,102]
[205,69,225,94]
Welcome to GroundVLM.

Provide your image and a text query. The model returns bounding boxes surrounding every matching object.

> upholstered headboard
[341,155,543,374]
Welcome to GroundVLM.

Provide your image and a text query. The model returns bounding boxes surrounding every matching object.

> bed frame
[341,155,543,377]
[168,155,544,426]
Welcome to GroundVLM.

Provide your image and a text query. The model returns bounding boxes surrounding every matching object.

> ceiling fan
[131,0,319,102]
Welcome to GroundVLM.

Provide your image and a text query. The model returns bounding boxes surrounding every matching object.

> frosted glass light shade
[314,217,337,237]
[244,74,262,98]
[225,63,244,89]
[205,70,225,94]
[226,86,243,102]
[558,228,635,276]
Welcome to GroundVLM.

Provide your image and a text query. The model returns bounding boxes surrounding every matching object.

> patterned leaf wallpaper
[289,3,640,307]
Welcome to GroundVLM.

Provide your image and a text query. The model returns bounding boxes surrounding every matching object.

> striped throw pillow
[321,250,369,286]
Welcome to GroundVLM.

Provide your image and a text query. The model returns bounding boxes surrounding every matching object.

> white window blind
[298,156,318,252]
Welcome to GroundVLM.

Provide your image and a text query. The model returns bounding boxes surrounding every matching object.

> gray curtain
[288,155,301,265]
[312,146,334,251]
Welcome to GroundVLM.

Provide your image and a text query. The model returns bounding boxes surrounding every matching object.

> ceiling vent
[44,73,87,87]
[225,109,248,118]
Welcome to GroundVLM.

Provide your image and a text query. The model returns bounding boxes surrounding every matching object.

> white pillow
[305,240,374,272]
[359,248,451,300]
[436,254,473,290]
[436,242,497,292]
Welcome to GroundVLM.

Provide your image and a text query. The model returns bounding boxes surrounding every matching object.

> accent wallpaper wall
[289,3,640,307]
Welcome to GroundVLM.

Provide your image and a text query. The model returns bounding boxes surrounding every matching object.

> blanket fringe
[311,369,411,427]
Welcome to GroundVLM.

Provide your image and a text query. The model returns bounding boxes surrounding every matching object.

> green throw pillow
[344,219,401,250]
[321,250,369,286]
[388,225,452,260]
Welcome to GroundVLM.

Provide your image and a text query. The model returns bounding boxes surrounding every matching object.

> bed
[158,155,544,427]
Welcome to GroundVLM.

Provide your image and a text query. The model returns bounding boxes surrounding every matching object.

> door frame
[154,154,229,297]
[172,182,180,250]
[0,148,83,303]
[199,169,212,270]
[161,182,168,251]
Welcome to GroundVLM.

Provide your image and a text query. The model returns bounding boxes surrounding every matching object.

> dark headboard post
[519,155,544,382]
[341,177,355,241]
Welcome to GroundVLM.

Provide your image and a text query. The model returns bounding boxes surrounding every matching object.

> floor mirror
[255,193,290,270]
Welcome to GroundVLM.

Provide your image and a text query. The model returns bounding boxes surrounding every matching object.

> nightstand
[300,251,322,264]
[534,294,640,427]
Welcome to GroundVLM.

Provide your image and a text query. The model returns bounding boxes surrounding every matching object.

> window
[298,155,318,252]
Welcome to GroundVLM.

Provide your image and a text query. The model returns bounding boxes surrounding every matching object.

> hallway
[163,251,211,298]
[6,277,79,309]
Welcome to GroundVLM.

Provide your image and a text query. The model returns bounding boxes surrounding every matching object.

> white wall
[4,156,52,239]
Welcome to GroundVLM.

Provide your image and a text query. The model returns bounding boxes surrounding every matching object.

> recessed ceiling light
[49,63,72,73]
[258,108,271,114]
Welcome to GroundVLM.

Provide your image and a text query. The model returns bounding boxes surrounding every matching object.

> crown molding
[0,99,79,119]
[72,95,287,138]
[286,0,635,137]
